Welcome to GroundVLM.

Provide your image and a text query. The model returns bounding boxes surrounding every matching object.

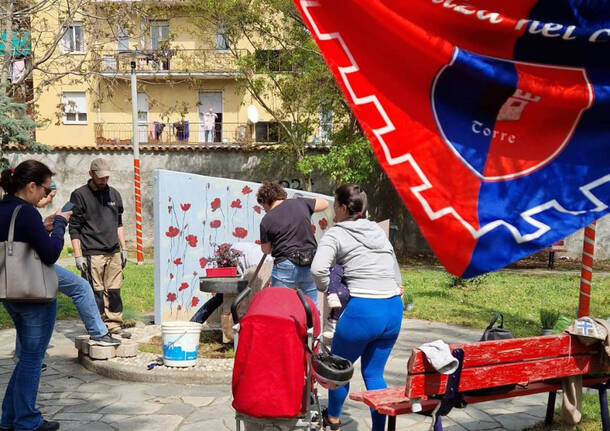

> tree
[187,0,377,190]
[0,83,46,168]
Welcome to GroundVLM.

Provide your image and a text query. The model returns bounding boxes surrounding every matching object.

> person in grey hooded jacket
[311,184,403,431]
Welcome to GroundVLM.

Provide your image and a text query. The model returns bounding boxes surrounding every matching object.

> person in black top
[257,182,328,305]
[69,158,128,337]
[0,160,71,431]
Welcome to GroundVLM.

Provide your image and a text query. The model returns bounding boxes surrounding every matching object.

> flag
[295,0,610,277]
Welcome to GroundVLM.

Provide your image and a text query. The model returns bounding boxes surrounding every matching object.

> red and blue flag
[295,0,610,277]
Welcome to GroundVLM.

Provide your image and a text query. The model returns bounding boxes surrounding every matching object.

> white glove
[75,256,88,273]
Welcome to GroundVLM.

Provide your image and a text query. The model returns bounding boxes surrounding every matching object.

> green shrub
[540,309,560,329]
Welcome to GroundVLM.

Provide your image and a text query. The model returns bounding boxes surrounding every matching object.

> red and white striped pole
[130,61,144,264]
[577,222,596,318]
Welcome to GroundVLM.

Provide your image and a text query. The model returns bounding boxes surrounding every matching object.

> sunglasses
[40,185,53,196]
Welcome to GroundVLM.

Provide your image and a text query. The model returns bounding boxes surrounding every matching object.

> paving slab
[0,318,556,431]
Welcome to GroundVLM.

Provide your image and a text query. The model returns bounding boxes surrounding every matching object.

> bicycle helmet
[312,344,354,389]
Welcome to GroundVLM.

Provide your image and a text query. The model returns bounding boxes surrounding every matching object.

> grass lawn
[401,269,610,338]
[524,392,602,431]
[0,263,154,329]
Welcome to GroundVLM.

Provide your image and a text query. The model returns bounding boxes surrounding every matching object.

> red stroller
[231,286,322,431]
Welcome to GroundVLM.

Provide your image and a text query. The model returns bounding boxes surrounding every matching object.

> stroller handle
[295,288,313,330]
[231,287,251,324]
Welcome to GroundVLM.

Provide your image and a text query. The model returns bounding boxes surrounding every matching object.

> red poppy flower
[232,227,248,239]
[180,203,191,211]
[177,305,182,311]
[311,224,316,234]
[231,199,242,209]
[191,296,200,307]
[255,240,261,245]
[211,198,221,211]
[174,258,182,265]
[242,185,252,195]
[168,206,172,213]
[319,218,328,230]
[167,293,177,302]
[169,273,174,280]
[185,234,198,247]
[199,257,208,268]
[210,219,221,229]
[253,205,261,214]
[165,226,179,238]
[179,282,189,291]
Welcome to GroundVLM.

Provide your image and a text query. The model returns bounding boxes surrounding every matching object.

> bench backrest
[406,334,609,399]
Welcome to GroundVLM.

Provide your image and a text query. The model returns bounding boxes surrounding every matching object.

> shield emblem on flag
[432,49,593,181]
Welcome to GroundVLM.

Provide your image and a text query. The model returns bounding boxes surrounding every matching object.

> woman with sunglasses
[0,160,72,431]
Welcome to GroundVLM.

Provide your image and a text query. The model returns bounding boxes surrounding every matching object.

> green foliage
[186,0,365,189]
[299,126,379,187]
[553,314,572,334]
[524,392,602,431]
[0,83,45,168]
[539,308,560,329]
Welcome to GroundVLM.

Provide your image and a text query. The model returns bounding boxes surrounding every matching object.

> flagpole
[130,60,144,264]
[577,222,595,317]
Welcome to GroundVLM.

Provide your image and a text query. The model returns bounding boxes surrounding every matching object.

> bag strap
[486,313,504,330]
[7,205,23,256]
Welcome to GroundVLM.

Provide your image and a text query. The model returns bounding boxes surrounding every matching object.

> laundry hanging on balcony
[294,0,610,277]
[173,121,189,142]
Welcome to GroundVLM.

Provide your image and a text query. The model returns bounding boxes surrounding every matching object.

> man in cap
[69,158,129,337]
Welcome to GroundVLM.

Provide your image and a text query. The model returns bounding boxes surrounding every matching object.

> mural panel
[153,169,334,323]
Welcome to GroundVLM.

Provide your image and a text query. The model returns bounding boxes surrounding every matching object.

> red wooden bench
[349,334,610,431]
[541,240,567,269]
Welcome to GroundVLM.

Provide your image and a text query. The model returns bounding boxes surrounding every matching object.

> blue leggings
[328,296,403,431]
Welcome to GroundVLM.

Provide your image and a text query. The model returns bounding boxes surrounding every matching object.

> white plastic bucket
[161,321,202,367]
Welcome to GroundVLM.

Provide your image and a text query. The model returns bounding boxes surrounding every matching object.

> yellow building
[32,2,283,148]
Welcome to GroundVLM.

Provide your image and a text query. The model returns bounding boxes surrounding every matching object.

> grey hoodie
[310,219,402,298]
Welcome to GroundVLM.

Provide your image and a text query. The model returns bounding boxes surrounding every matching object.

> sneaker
[109,329,132,339]
[35,420,59,431]
[90,334,121,346]
[41,363,47,372]
[322,319,337,344]
[322,409,340,430]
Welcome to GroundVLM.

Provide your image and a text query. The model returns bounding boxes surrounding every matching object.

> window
[62,92,87,124]
[318,108,333,143]
[61,22,84,53]
[215,23,230,50]
[255,122,279,142]
[150,21,169,50]
[137,92,148,123]
[117,24,130,52]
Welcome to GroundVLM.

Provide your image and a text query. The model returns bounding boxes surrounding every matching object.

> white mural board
[153,169,334,324]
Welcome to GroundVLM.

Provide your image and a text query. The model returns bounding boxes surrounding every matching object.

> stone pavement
[0,319,554,431]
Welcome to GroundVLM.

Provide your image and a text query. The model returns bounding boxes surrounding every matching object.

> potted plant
[205,243,243,278]
[540,309,560,335]
[403,292,414,312]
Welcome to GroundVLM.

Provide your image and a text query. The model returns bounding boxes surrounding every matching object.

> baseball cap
[90,158,111,178]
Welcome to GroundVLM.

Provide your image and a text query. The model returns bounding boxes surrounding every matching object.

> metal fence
[96,48,246,75]
[94,121,279,146]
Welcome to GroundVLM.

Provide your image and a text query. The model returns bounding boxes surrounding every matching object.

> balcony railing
[94,121,283,146]
[96,49,246,76]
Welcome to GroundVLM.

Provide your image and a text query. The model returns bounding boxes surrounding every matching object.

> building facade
[30,1,287,148]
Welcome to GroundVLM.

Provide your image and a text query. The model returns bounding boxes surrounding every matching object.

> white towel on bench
[419,340,459,375]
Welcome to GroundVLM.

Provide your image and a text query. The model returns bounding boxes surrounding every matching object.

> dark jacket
[68,180,123,256]
[0,195,66,264]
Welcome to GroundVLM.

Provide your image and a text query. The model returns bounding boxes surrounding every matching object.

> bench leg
[600,383,609,431]
[545,391,557,425]
[387,415,396,431]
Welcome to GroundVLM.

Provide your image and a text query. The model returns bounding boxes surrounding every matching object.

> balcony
[96,49,246,79]
[94,122,284,146]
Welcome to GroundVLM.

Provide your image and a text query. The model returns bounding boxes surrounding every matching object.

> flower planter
[205,267,238,278]
[540,328,553,336]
